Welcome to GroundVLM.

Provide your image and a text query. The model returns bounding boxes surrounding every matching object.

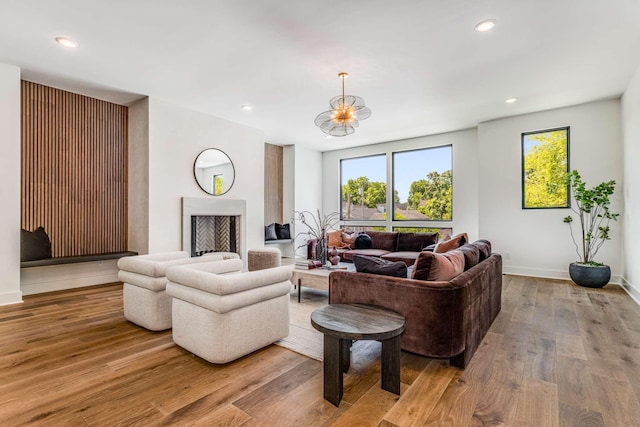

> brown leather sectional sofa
[328,243,502,369]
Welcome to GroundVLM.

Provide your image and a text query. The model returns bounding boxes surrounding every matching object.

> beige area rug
[275,287,327,361]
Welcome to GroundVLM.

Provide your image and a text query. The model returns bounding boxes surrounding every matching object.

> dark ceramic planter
[569,262,611,288]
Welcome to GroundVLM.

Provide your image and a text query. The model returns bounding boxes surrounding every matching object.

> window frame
[339,153,388,222]
[391,144,453,222]
[521,126,570,210]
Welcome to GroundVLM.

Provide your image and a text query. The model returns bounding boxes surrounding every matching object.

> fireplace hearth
[190,215,239,257]
[182,197,246,259]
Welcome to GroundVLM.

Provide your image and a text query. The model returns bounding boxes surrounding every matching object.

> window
[522,127,570,209]
[392,146,452,221]
[340,155,387,220]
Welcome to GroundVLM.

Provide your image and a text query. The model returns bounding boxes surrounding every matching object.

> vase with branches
[293,210,340,265]
[563,170,619,287]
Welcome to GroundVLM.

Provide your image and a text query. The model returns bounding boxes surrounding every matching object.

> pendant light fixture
[314,72,372,137]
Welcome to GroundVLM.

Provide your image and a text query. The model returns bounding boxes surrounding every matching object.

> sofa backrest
[397,232,439,252]
[365,231,398,251]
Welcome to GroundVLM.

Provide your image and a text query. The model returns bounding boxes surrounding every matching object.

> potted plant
[563,170,619,288]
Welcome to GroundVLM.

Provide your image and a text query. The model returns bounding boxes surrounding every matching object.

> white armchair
[117,251,239,331]
[166,259,292,364]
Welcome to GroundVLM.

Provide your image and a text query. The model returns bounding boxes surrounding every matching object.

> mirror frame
[193,148,236,196]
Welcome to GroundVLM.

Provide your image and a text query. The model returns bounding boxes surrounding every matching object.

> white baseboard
[0,290,23,306]
[503,264,622,285]
[21,259,120,296]
[621,277,640,306]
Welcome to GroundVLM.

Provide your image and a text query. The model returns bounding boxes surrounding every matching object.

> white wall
[147,98,265,259]
[621,65,640,302]
[0,63,22,305]
[478,99,623,282]
[322,129,480,240]
[128,97,150,255]
[290,145,323,257]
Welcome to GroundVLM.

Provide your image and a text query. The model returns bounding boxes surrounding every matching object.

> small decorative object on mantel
[293,210,340,266]
[563,170,619,288]
[329,246,340,266]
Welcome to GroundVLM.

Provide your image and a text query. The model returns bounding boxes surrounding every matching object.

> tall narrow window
[392,145,453,221]
[340,155,387,220]
[522,127,570,209]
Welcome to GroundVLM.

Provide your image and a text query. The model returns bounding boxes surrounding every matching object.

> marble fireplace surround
[181,197,247,259]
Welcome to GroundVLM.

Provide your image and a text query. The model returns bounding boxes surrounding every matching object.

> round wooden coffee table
[310,303,406,407]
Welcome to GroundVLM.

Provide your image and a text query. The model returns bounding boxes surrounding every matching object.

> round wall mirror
[193,148,235,195]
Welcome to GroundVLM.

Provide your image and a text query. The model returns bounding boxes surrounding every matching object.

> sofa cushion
[327,230,344,248]
[20,226,53,262]
[353,255,408,278]
[341,248,391,262]
[434,232,468,253]
[411,250,465,281]
[366,231,398,252]
[380,251,421,267]
[397,232,439,252]
[457,244,480,271]
[342,232,357,249]
[472,239,492,261]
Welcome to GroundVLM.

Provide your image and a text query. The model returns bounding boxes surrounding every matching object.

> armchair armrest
[166,264,293,314]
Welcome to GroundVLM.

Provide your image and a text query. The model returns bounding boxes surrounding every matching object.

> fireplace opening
[190,215,240,257]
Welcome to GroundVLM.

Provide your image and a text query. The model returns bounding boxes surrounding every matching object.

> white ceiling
[1,0,640,151]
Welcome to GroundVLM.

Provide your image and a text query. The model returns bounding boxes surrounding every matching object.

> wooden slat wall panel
[264,143,283,225]
[21,81,128,257]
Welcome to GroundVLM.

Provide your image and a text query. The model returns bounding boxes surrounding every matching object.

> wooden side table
[310,303,406,407]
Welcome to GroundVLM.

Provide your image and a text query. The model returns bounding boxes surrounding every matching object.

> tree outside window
[340,155,387,220]
[522,127,570,209]
[393,146,452,221]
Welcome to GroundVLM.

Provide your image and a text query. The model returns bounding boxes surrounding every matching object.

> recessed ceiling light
[505,97,518,104]
[55,37,79,48]
[240,104,253,111]
[474,19,496,32]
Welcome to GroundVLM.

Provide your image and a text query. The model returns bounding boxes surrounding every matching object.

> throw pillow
[275,223,291,239]
[457,244,480,271]
[434,232,468,253]
[353,255,408,278]
[411,250,465,281]
[471,239,492,261]
[20,226,53,262]
[327,230,344,248]
[341,232,356,249]
[264,223,277,240]
[354,233,373,249]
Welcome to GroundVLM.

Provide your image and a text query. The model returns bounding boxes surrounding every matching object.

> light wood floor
[1,275,640,426]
